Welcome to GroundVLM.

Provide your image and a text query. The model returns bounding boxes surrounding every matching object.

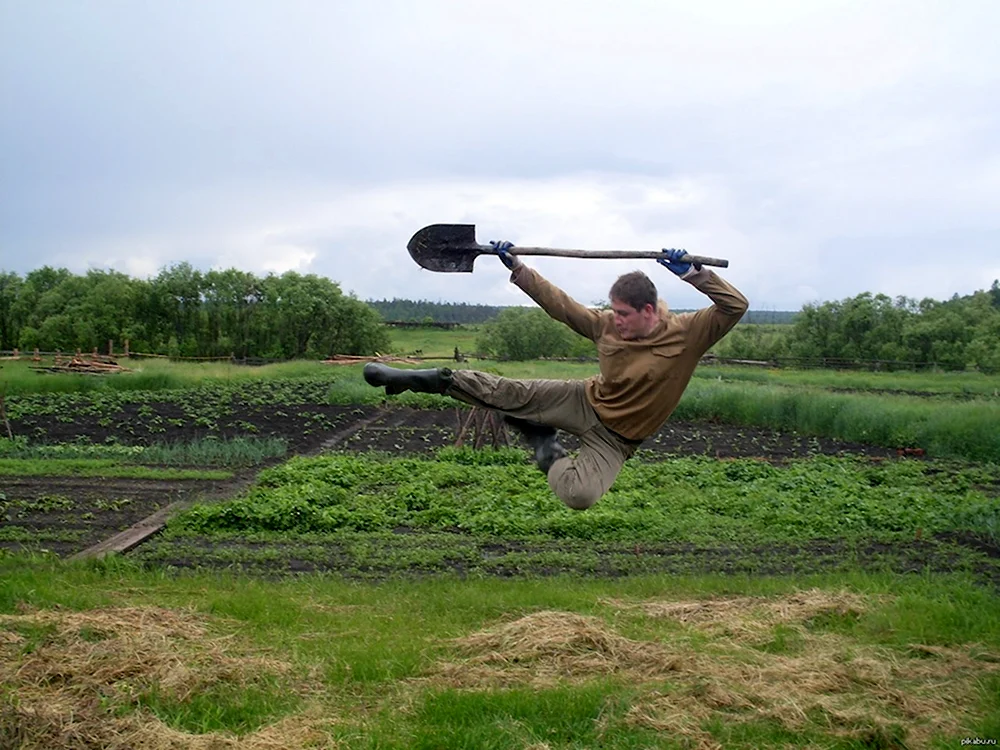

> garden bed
[4,396,997,581]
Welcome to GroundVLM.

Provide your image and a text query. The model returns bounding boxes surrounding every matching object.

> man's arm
[490,239,603,340]
[658,248,748,352]
[510,265,603,341]
[677,267,749,352]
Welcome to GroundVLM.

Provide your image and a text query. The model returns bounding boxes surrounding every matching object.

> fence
[0,348,274,366]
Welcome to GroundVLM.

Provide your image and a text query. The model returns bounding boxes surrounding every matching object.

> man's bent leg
[547,424,633,510]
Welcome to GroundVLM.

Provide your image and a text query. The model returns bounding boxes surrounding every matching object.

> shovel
[407,224,729,273]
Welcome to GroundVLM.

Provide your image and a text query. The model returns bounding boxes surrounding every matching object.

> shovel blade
[407,224,482,273]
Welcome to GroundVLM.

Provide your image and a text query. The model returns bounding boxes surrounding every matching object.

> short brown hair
[609,271,657,311]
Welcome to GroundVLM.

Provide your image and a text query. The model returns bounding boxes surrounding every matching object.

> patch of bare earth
[0,606,330,750]
[0,476,246,556]
[424,590,1000,749]
[339,408,901,460]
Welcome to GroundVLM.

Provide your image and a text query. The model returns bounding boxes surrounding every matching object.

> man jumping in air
[364,241,748,510]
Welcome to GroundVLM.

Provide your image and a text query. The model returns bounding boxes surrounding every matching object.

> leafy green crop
[171,451,996,544]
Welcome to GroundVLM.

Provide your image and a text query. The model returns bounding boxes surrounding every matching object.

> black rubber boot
[363,362,452,395]
[533,436,568,474]
[504,416,568,474]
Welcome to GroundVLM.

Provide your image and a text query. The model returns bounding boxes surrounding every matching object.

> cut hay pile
[603,587,872,643]
[433,610,688,687]
[0,606,325,750]
[428,591,1000,749]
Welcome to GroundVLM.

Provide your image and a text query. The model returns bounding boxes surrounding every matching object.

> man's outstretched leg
[362,364,634,508]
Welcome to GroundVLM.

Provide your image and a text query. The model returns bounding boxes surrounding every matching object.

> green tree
[0,271,23,350]
[203,268,261,357]
[261,272,389,359]
[153,263,205,355]
[789,293,915,363]
[712,324,791,361]
[12,267,73,349]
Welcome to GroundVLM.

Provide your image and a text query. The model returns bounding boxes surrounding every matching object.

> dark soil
[0,476,233,556]
[825,386,996,400]
[8,398,900,461]
[337,408,902,460]
[0,472,253,557]
[130,532,1000,589]
[11,403,382,455]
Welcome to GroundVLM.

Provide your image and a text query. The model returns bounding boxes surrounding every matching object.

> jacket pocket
[596,342,627,384]
[647,343,687,383]
[651,343,685,359]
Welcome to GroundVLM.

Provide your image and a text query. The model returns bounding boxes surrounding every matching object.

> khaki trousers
[446,370,638,510]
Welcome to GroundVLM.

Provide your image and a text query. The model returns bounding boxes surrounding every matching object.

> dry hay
[0,605,329,750]
[621,633,995,750]
[429,610,688,687]
[426,593,1000,749]
[603,587,872,642]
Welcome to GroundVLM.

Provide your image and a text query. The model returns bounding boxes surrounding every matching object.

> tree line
[2,263,997,371]
[714,283,1000,372]
[0,264,389,359]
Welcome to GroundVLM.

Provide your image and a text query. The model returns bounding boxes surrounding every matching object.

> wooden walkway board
[69,502,184,561]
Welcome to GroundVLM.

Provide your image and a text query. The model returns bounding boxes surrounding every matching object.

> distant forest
[367,299,507,324]
[367,298,797,325]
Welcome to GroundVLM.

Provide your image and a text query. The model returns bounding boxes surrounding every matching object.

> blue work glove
[489,239,520,271]
[657,248,701,278]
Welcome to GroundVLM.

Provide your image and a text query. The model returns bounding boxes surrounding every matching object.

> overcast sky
[2,0,998,311]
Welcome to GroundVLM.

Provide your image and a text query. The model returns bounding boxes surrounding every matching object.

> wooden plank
[69,501,187,561]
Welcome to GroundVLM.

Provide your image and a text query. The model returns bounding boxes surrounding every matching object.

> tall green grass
[141,437,288,466]
[0,458,232,479]
[675,380,1000,462]
[0,357,337,396]
[0,436,287,467]
[694,363,1000,396]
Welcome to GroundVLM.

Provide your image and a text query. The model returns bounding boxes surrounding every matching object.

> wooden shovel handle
[503,246,729,269]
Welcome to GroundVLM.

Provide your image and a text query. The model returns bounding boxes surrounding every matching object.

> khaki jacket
[511,265,749,440]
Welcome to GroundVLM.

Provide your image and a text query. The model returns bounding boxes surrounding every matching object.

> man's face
[611,298,657,340]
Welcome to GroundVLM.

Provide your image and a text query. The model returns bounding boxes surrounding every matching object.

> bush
[477,308,595,360]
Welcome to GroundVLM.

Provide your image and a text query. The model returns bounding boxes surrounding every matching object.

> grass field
[2,560,998,749]
[387,325,483,359]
